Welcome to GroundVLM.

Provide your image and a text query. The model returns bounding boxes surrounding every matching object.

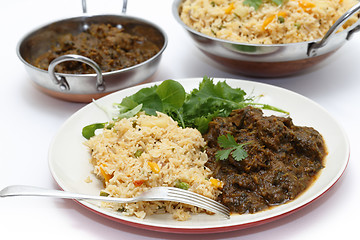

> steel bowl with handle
[17,0,167,102]
[173,0,360,77]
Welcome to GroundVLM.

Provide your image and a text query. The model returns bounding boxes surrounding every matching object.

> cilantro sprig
[82,76,288,139]
[215,134,251,161]
[243,0,285,10]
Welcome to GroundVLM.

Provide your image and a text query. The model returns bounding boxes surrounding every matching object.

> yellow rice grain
[84,112,222,220]
[179,0,359,44]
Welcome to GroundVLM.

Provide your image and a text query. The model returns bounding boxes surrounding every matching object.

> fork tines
[165,187,230,219]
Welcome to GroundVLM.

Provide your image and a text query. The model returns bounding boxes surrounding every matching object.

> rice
[179,0,359,44]
[84,112,222,220]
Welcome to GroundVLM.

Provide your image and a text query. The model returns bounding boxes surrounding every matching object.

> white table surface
[1,0,359,239]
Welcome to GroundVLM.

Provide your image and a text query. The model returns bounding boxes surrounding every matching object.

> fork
[0,185,230,218]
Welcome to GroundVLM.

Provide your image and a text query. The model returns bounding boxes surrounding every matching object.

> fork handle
[0,185,131,203]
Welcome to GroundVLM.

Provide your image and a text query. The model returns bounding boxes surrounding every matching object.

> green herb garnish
[82,76,288,139]
[243,0,285,10]
[243,0,263,10]
[179,76,288,133]
[215,134,251,161]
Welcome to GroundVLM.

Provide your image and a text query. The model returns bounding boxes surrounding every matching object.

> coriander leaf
[271,0,284,6]
[215,148,234,161]
[232,144,249,161]
[182,76,258,133]
[215,134,251,161]
[193,114,216,134]
[84,76,288,137]
[215,80,246,103]
[183,76,246,119]
[243,0,284,10]
[243,0,263,10]
[218,134,238,149]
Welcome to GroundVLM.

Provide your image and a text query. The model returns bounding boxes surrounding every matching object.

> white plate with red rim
[48,78,349,233]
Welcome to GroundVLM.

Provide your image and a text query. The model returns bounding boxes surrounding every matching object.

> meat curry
[204,106,327,214]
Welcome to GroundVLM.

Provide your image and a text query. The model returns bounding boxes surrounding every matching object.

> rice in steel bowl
[84,113,222,220]
[179,0,359,44]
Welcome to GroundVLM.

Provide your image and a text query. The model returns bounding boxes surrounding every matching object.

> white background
[0,0,359,239]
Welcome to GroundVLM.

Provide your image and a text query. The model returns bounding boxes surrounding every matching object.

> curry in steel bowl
[18,14,167,102]
[32,23,162,74]
[17,0,168,102]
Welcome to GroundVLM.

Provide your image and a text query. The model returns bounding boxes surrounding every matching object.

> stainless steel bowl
[173,0,360,77]
[17,0,167,102]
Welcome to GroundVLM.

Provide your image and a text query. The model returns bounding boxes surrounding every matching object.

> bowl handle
[308,2,360,57]
[81,0,128,14]
[48,54,105,92]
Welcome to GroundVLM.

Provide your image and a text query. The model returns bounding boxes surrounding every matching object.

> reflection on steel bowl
[173,0,360,77]
[17,15,167,102]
